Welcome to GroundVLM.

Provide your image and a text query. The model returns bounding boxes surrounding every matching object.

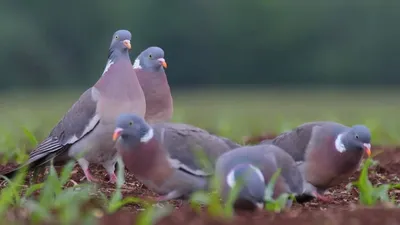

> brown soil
[1,133,400,225]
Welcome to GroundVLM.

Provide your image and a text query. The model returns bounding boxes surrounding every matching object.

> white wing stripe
[168,158,210,177]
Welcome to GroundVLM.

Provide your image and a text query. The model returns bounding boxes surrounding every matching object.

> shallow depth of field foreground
[1,88,400,225]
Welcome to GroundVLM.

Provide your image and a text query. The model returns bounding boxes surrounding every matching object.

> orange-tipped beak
[123,40,131,50]
[158,58,167,68]
[113,128,123,141]
[363,143,371,157]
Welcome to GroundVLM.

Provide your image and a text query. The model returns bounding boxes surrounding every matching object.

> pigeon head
[133,46,167,71]
[226,163,265,209]
[112,113,154,149]
[336,125,371,156]
[108,30,132,60]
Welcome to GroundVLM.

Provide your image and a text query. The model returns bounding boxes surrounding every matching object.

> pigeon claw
[108,173,118,184]
[82,169,100,183]
[315,193,332,203]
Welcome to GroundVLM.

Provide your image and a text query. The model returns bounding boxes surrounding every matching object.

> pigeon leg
[77,158,99,183]
[154,190,182,202]
[108,173,118,184]
[315,193,332,202]
[103,160,118,184]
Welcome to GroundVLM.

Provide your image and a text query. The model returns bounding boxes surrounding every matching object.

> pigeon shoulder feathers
[28,87,100,164]
[270,121,342,161]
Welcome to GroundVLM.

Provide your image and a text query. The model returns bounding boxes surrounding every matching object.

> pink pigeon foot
[144,195,170,203]
[82,168,100,183]
[154,196,168,202]
[152,190,181,202]
[108,173,118,184]
[316,193,332,203]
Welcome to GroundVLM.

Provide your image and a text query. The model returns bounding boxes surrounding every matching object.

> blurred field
[1,87,400,224]
[1,87,399,162]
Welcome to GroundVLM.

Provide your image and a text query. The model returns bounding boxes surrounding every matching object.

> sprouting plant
[0,129,29,164]
[189,147,293,218]
[135,204,174,225]
[0,166,28,217]
[189,172,242,219]
[23,159,96,225]
[100,156,173,225]
[22,127,38,147]
[104,157,148,213]
[348,157,400,206]
[0,158,99,225]
[189,146,238,218]
[263,168,294,212]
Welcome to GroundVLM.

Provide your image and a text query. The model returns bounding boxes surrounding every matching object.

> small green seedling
[105,156,149,213]
[263,168,294,212]
[189,171,245,219]
[135,203,174,225]
[25,159,95,225]
[102,156,173,225]
[348,157,400,206]
[189,147,228,218]
[0,165,28,216]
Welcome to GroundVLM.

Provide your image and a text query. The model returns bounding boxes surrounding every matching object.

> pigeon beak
[112,128,124,141]
[123,40,131,50]
[158,58,167,68]
[363,143,371,157]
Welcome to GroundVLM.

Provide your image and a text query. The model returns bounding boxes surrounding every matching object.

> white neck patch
[226,164,264,188]
[102,60,114,76]
[334,134,346,153]
[133,58,142,69]
[140,128,154,143]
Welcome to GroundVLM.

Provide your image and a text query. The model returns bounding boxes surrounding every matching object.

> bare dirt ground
[1,134,400,225]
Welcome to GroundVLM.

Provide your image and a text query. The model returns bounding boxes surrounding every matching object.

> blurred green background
[0,0,399,159]
[1,0,399,89]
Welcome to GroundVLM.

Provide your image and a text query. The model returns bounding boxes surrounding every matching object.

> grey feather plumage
[215,144,308,209]
[3,30,146,183]
[263,121,371,196]
[114,114,240,202]
[28,89,99,164]
[262,121,346,161]
[151,122,241,174]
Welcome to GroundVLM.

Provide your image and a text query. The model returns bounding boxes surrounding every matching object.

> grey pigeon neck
[108,49,129,64]
[102,50,129,76]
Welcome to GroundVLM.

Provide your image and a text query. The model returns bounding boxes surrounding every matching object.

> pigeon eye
[148,54,153,59]
[129,121,133,126]
[355,135,359,139]
[115,35,119,39]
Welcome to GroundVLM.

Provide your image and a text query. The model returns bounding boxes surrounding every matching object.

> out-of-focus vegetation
[348,158,400,207]
[1,88,399,163]
[1,0,400,90]
[1,88,400,224]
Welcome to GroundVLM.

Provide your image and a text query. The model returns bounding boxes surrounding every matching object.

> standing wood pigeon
[3,30,146,183]
[214,144,310,210]
[260,121,371,200]
[133,46,172,124]
[112,113,240,202]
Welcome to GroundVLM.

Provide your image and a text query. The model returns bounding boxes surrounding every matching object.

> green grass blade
[23,183,44,198]
[136,204,173,225]
[21,127,38,146]
[264,168,281,201]
[59,160,76,186]
[108,197,147,213]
